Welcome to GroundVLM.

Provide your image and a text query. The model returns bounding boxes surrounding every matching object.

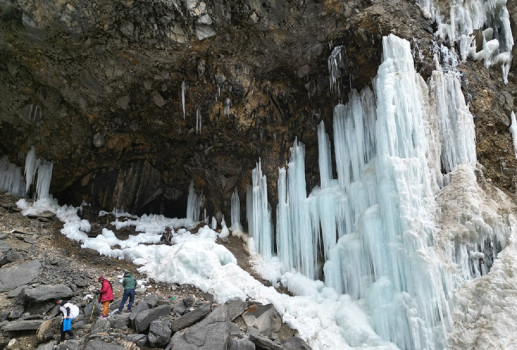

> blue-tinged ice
[246,160,273,259]
[186,181,203,222]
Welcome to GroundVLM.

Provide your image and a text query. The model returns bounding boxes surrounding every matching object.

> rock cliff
[0,0,516,220]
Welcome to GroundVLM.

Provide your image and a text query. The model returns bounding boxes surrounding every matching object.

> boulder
[242,304,282,337]
[134,304,171,333]
[281,337,312,350]
[22,284,73,302]
[0,250,21,267]
[229,337,256,350]
[57,339,80,349]
[170,303,211,331]
[248,334,284,350]
[226,299,248,321]
[143,294,159,308]
[84,301,102,320]
[7,285,27,298]
[91,318,110,334]
[36,343,55,350]
[167,304,230,350]
[148,319,172,347]
[37,318,61,343]
[3,319,44,332]
[0,260,41,292]
[129,301,149,328]
[84,340,126,350]
[7,305,24,320]
[110,313,130,329]
[173,295,195,315]
[126,334,147,347]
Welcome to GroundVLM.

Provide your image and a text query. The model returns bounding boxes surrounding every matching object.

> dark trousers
[60,320,73,341]
[118,289,135,311]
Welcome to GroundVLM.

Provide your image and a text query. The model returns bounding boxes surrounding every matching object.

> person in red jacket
[97,276,114,318]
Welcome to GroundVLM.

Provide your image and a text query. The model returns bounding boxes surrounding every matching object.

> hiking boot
[126,309,131,313]
[99,315,108,319]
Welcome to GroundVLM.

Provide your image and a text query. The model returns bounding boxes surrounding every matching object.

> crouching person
[55,299,79,343]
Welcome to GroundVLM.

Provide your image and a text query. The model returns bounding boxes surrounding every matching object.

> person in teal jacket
[118,272,137,312]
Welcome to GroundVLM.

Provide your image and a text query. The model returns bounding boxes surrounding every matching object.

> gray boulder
[143,294,159,308]
[129,301,149,328]
[173,295,196,315]
[3,319,44,332]
[36,343,55,350]
[84,301,102,320]
[110,313,130,329]
[0,260,41,292]
[248,334,284,350]
[171,303,211,332]
[23,284,73,302]
[229,338,256,350]
[0,249,21,267]
[126,334,147,347]
[226,299,248,321]
[7,285,27,298]
[84,339,126,350]
[167,304,231,350]
[148,319,172,347]
[134,304,171,333]
[242,304,282,337]
[91,318,110,334]
[281,337,312,350]
[56,339,81,350]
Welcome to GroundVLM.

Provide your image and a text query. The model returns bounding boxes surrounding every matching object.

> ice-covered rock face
[246,33,517,350]
[417,0,514,83]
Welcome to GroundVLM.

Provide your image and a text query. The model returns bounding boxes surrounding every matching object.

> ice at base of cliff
[17,197,400,350]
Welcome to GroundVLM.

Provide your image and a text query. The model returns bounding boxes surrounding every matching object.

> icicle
[186,181,202,222]
[211,216,217,230]
[317,121,332,188]
[0,157,25,197]
[231,188,243,232]
[35,161,53,200]
[181,81,186,120]
[247,160,273,260]
[196,108,202,134]
[24,146,38,194]
[510,112,517,159]
[224,98,231,117]
[328,45,344,96]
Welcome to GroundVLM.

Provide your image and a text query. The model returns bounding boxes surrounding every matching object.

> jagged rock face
[0,0,516,218]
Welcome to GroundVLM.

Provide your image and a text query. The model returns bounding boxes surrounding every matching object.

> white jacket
[60,302,79,319]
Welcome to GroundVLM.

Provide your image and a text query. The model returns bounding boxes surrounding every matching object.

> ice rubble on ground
[417,0,514,83]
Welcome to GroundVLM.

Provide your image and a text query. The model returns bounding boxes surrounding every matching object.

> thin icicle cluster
[230,188,243,232]
[328,45,345,96]
[417,0,514,83]
[0,147,53,199]
[196,108,202,134]
[510,112,517,159]
[181,81,186,119]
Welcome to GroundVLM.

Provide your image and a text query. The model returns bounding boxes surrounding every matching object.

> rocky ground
[0,192,307,350]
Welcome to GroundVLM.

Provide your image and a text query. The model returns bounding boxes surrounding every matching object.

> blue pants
[118,289,135,311]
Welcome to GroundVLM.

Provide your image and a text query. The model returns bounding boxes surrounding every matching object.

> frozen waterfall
[246,34,513,349]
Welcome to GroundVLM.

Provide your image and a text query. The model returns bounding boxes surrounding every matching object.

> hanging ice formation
[196,108,202,134]
[247,34,512,349]
[246,159,273,260]
[417,0,514,84]
[510,112,517,159]
[186,181,204,222]
[230,188,243,232]
[0,147,53,199]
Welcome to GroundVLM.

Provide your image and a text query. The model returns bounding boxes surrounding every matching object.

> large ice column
[317,121,332,188]
[369,34,448,349]
[230,188,243,232]
[24,146,38,194]
[429,68,477,173]
[247,160,274,259]
[276,168,293,268]
[35,161,53,200]
[186,181,203,222]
